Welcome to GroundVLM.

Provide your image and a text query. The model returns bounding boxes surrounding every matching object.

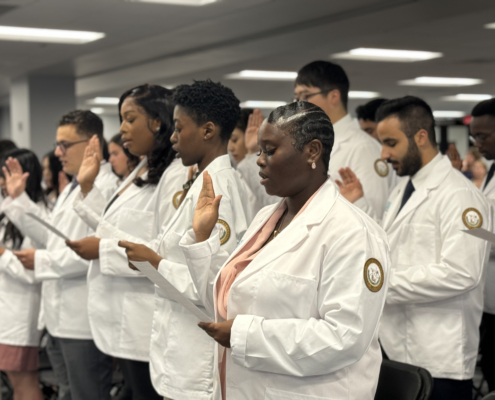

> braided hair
[118,84,176,187]
[267,101,334,172]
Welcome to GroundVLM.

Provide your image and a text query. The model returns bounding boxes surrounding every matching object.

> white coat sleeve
[1,193,48,246]
[34,246,90,280]
[157,196,239,310]
[348,143,389,219]
[0,249,37,284]
[230,228,389,377]
[387,188,491,304]
[73,188,107,231]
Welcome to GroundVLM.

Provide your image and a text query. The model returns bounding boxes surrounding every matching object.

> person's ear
[203,122,216,141]
[150,118,161,133]
[306,139,323,169]
[414,129,429,148]
[327,89,341,107]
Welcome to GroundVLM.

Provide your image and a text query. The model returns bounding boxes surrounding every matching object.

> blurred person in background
[108,133,140,180]
[42,151,70,208]
[472,159,488,189]
[356,98,388,140]
[227,108,252,165]
[462,146,482,179]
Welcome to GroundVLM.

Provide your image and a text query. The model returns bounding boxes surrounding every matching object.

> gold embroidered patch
[172,191,183,209]
[217,219,231,245]
[462,208,482,229]
[374,159,389,177]
[364,258,384,293]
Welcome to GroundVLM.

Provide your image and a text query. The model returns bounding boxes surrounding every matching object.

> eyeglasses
[470,132,495,144]
[293,89,331,102]
[54,139,89,154]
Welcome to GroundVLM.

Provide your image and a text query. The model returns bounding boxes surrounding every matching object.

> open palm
[78,135,102,194]
[335,167,364,203]
[193,171,222,243]
[3,157,29,199]
[244,109,264,154]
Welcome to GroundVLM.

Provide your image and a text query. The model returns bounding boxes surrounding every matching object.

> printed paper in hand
[26,212,71,241]
[463,228,495,245]
[131,261,212,322]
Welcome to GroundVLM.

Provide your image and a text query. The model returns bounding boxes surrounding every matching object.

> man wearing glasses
[3,110,119,400]
[471,98,495,394]
[294,61,391,219]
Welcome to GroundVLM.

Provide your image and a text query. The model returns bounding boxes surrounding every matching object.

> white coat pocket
[119,292,155,352]
[254,270,317,319]
[264,387,335,400]
[116,208,154,240]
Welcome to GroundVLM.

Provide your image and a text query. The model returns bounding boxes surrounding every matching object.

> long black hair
[43,150,69,197]
[109,133,140,175]
[118,84,176,187]
[1,149,46,249]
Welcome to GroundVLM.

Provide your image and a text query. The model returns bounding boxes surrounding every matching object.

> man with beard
[470,98,495,393]
[376,96,490,400]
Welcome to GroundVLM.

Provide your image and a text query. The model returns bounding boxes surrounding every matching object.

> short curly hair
[267,101,334,172]
[173,80,240,142]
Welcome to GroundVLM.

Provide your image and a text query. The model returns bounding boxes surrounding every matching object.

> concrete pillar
[10,75,75,158]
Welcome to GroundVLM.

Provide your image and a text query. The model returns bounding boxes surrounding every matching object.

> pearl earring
[311,162,316,169]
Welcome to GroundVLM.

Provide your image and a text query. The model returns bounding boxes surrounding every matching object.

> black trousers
[481,312,495,392]
[430,378,472,400]
[117,358,161,400]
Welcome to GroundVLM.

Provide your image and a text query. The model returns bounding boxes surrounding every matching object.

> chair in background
[375,359,433,400]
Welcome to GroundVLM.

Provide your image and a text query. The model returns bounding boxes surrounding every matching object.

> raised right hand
[244,109,264,154]
[3,157,29,199]
[78,135,102,195]
[193,171,222,243]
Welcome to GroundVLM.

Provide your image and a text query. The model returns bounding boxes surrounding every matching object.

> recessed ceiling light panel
[349,91,380,99]
[332,48,442,62]
[90,108,105,115]
[240,101,286,109]
[433,110,466,118]
[443,94,493,102]
[0,25,104,44]
[398,77,483,87]
[485,22,495,29]
[226,70,297,81]
[88,97,120,105]
[126,0,217,6]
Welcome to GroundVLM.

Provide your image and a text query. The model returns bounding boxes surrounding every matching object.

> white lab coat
[147,155,252,400]
[0,203,48,346]
[236,153,279,210]
[180,178,390,400]
[73,158,187,361]
[1,163,119,339]
[380,155,491,380]
[330,114,390,219]
[481,160,495,314]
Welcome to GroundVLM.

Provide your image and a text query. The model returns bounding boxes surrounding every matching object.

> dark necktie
[484,164,495,190]
[397,179,415,216]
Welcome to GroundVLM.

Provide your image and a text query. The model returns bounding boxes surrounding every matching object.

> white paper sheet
[131,260,212,322]
[463,228,495,245]
[26,212,71,241]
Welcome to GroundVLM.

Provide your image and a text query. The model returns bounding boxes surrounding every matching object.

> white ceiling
[0,0,495,116]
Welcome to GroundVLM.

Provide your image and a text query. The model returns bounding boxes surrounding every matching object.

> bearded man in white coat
[376,96,491,400]
[470,98,495,393]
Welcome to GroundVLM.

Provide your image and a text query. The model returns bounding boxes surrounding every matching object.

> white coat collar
[383,155,452,231]
[229,178,337,286]
[332,114,356,147]
[482,159,495,195]
[410,152,442,190]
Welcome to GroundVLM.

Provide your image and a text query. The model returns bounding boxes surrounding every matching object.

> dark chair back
[375,359,433,400]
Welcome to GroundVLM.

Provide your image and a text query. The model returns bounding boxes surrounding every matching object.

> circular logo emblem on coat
[217,219,231,245]
[364,258,384,292]
[374,159,389,177]
[172,191,184,209]
[462,208,482,229]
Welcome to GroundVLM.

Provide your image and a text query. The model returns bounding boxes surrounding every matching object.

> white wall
[100,114,120,141]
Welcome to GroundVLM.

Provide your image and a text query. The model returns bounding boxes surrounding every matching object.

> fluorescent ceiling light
[226,70,297,81]
[443,94,493,102]
[90,108,105,115]
[485,22,495,29]
[88,97,120,105]
[240,101,286,109]
[0,25,104,44]
[126,0,217,5]
[399,77,483,87]
[332,48,442,62]
[349,91,380,99]
[433,111,465,118]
